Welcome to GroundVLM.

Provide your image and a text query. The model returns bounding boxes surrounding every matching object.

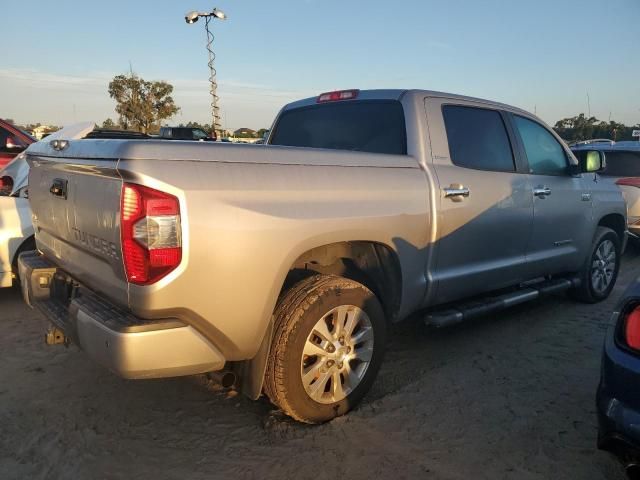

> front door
[510,114,592,276]
[424,98,534,305]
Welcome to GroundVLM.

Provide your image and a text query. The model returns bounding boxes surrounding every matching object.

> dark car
[597,278,640,475]
[158,126,216,142]
[0,119,35,169]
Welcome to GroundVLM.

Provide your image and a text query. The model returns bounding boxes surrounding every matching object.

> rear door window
[442,105,516,172]
[269,100,407,155]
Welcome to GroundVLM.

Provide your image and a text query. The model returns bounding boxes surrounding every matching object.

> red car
[0,119,35,169]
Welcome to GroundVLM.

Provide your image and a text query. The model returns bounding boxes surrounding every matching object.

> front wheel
[572,226,621,303]
[264,275,386,423]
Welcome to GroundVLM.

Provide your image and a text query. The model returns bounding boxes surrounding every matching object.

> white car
[0,152,34,287]
[0,122,95,287]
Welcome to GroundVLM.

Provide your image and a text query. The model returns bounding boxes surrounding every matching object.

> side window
[192,129,207,140]
[442,105,515,172]
[0,128,8,153]
[514,116,568,175]
[0,127,27,153]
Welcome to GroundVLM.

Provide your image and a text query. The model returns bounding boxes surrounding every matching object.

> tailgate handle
[50,179,68,199]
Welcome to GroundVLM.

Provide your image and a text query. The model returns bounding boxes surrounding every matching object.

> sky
[2,0,639,130]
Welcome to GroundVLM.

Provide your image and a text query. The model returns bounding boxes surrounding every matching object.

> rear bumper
[597,388,640,454]
[597,322,640,455]
[18,251,225,379]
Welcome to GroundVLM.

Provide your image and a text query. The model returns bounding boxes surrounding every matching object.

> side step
[424,277,579,328]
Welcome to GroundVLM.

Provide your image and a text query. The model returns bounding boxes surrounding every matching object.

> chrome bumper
[18,251,225,379]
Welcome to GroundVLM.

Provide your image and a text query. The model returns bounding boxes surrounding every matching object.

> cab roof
[282,88,534,118]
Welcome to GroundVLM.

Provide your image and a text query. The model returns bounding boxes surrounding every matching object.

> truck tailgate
[28,155,128,306]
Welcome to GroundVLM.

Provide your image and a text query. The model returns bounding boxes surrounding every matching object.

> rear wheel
[264,275,386,423]
[572,227,620,303]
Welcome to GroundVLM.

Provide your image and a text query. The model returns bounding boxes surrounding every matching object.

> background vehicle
[20,89,626,423]
[0,152,34,287]
[598,277,640,476]
[158,126,216,141]
[572,142,640,240]
[0,118,36,286]
[0,119,34,169]
[0,126,149,288]
[569,139,615,147]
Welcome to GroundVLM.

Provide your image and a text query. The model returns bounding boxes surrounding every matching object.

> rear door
[510,114,592,276]
[425,98,533,305]
[28,147,128,306]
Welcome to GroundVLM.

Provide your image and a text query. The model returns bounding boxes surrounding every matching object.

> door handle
[533,186,551,198]
[443,184,470,202]
[50,178,67,199]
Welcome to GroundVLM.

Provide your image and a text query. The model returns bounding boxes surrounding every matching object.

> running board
[424,277,580,328]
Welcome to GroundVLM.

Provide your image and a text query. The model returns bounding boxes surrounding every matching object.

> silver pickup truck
[20,89,626,423]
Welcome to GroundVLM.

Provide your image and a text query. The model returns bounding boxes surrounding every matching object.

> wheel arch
[279,240,403,322]
[11,234,36,269]
[598,213,626,243]
[240,240,403,400]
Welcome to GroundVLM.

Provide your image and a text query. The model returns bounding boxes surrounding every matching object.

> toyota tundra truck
[19,89,626,423]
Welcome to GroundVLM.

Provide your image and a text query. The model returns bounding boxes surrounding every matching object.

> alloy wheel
[300,305,374,404]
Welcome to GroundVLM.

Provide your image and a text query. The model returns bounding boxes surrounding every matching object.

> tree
[553,114,599,141]
[553,114,638,142]
[108,73,180,134]
[256,128,269,139]
[101,118,119,130]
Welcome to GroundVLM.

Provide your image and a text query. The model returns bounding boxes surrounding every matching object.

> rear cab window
[269,100,407,155]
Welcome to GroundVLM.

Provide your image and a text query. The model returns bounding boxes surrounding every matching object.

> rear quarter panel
[119,151,430,360]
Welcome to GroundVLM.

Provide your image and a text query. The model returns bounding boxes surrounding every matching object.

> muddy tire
[571,227,620,303]
[264,274,386,424]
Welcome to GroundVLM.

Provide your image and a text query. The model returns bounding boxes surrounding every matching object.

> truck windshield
[599,151,640,177]
[270,100,407,155]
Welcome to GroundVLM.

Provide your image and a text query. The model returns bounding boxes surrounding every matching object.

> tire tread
[264,274,378,423]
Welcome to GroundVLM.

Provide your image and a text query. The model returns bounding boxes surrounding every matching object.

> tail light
[623,305,640,351]
[616,178,640,188]
[317,89,359,103]
[0,176,13,192]
[121,183,182,285]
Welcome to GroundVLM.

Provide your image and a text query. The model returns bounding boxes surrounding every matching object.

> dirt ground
[2,254,638,480]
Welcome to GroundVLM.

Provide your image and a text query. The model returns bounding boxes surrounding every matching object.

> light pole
[185,8,227,140]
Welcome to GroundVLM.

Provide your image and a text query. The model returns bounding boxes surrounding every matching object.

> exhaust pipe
[208,370,237,388]
[44,325,68,346]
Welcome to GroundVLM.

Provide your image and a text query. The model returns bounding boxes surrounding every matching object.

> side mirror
[574,150,606,173]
